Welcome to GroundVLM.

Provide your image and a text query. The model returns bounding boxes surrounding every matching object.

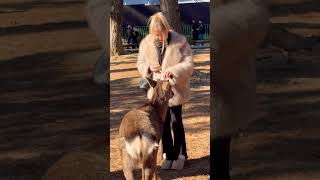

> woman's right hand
[149,64,161,72]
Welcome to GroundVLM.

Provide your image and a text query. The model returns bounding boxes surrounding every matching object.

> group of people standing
[126,19,206,49]
[191,19,205,45]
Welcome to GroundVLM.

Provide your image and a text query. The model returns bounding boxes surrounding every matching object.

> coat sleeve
[165,40,194,84]
[136,39,151,78]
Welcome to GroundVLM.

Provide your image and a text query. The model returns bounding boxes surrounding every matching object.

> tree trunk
[160,0,182,33]
[110,0,123,56]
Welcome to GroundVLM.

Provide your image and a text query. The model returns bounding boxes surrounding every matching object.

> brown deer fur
[119,77,173,180]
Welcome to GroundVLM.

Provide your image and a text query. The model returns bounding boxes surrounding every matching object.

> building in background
[122,0,210,26]
[124,0,210,5]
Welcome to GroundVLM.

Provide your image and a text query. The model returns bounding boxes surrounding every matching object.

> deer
[119,77,174,180]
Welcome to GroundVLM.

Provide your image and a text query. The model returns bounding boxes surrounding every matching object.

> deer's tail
[122,134,159,161]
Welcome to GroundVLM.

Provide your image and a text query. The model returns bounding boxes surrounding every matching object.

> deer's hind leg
[157,139,163,165]
[142,150,158,180]
[121,148,135,180]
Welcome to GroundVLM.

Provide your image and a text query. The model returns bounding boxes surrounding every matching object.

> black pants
[210,137,231,180]
[162,105,188,160]
[192,32,199,45]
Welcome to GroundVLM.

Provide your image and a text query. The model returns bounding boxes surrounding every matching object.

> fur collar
[141,30,187,70]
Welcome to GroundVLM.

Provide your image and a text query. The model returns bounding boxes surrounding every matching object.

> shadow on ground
[110,155,210,180]
[0,49,107,180]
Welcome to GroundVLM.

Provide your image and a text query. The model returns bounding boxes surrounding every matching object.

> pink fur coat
[137,30,194,107]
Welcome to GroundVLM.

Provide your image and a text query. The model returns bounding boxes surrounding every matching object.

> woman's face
[153,30,164,42]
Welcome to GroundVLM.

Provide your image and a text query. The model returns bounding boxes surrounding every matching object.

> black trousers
[162,105,188,160]
[210,137,231,180]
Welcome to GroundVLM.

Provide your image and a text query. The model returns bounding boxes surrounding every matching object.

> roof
[124,0,210,5]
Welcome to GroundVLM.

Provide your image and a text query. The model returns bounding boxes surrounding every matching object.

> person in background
[132,27,140,49]
[198,20,205,46]
[191,19,199,46]
[127,25,134,48]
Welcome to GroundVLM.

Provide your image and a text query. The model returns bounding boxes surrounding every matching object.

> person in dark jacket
[198,20,205,46]
[127,25,134,47]
[132,27,140,48]
[191,19,199,45]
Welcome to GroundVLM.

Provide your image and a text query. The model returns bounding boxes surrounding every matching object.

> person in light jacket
[211,0,270,179]
[137,12,194,170]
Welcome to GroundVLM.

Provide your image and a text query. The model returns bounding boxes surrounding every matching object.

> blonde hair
[148,12,171,53]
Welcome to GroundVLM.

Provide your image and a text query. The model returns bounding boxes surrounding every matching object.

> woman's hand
[149,64,161,72]
[164,71,173,79]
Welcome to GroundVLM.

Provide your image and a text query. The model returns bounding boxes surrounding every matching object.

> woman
[137,12,194,170]
[211,0,269,179]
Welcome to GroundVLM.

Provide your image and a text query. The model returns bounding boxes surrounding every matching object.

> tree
[160,0,182,33]
[110,0,124,56]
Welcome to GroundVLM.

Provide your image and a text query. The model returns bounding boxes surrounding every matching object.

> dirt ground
[110,49,210,180]
[230,49,320,180]
[229,4,320,179]
[109,48,320,180]
[0,1,107,180]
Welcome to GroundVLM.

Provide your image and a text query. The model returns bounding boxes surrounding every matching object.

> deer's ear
[146,77,157,88]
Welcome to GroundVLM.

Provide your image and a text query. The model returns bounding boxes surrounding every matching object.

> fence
[122,24,210,44]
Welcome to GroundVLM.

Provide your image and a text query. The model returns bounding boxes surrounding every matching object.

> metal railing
[122,24,210,44]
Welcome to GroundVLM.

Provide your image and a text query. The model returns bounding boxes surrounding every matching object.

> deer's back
[119,105,162,142]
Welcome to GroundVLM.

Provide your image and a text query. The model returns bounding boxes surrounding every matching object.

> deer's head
[146,77,174,105]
